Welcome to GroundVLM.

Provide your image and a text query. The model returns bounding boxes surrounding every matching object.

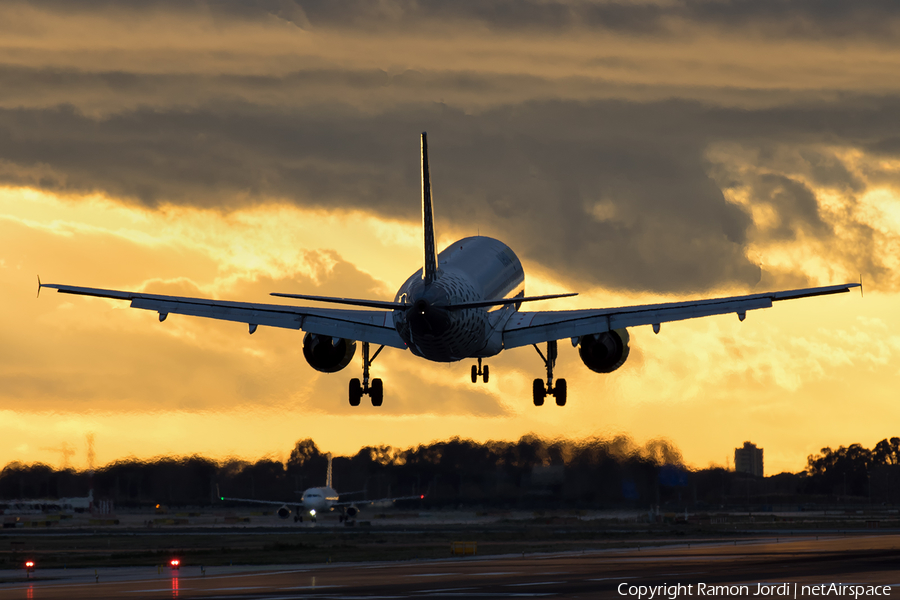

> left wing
[39,283,407,349]
[219,496,291,506]
[503,283,860,349]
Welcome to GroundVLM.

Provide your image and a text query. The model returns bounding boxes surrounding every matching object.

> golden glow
[2,184,896,474]
[4,4,900,477]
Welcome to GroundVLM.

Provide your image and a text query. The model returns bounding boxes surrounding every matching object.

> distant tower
[734,441,764,477]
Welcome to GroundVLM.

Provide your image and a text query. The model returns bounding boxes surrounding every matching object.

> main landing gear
[349,342,385,407]
[471,357,489,383]
[532,340,566,406]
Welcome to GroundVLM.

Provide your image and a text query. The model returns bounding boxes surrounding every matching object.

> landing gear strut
[349,342,385,407]
[532,341,566,406]
[470,357,489,383]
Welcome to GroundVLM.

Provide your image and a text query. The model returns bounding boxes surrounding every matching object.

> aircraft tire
[555,379,567,406]
[370,378,384,406]
[532,379,545,406]
[483,365,489,383]
[349,379,362,406]
[471,365,477,383]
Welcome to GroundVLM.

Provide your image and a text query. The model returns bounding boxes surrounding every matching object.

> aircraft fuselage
[301,486,339,513]
[392,236,524,362]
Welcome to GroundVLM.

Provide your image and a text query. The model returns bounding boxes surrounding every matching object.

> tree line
[1,436,899,509]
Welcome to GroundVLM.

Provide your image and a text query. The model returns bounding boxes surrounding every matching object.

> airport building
[734,441,764,477]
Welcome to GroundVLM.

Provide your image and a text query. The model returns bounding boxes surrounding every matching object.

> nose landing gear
[532,340,567,406]
[470,357,489,383]
[349,342,385,406]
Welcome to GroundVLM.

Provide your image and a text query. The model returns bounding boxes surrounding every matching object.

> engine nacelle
[302,333,357,373]
[346,506,358,518]
[277,505,291,519]
[578,329,630,373]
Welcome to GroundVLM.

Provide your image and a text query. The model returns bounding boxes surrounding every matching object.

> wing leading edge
[40,283,407,350]
[502,283,861,349]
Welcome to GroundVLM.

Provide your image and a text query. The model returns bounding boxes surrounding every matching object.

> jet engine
[302,333,357,373]
[277,505,291,519]
[578,329,630,373]
[346,506,358,518]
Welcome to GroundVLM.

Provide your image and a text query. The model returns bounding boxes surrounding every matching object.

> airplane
[0,490,93,514]
[39,132,861,407]
[218,454,422,523]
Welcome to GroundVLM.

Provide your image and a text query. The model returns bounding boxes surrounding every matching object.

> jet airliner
[220,454,421,522]
[40,133,860,406]
[1,490,93,514]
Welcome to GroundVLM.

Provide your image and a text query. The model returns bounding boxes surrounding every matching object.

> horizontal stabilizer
[270,292,406,310]
[445,292,578,310]
[272,291,577,311]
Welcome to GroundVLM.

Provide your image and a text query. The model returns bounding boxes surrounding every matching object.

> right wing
[40,283,407,349]
[503,283,860,349]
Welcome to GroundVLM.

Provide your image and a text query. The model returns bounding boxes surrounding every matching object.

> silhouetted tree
[873,437,900,466]
[806,444,872,497]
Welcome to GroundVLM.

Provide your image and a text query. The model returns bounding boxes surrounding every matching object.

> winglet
[860,273,864,298]
[421,132,438,285]
[36,275,42,299]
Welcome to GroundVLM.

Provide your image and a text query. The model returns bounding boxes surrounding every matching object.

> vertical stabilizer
[421,132,438,284]
[326,452,333,488]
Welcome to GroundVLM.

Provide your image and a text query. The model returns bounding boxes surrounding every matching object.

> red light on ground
[420,495,425,499]
[25,561,34,569]
[170,559,180,568]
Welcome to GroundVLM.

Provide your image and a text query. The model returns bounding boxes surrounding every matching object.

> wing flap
[302,314,403,348]
[131,298,303,330]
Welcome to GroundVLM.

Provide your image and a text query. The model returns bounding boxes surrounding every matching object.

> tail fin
[326,452,333,488]
[421,132,438,284]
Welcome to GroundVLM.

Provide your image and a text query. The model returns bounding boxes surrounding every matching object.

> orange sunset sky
[2,1,900,475]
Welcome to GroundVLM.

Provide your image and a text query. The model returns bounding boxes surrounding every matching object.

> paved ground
[1,533,898,599]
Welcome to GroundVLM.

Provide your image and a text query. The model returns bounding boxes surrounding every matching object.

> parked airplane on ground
[0,490,93,514]
[219,455,421,522]
[40,133,860,407]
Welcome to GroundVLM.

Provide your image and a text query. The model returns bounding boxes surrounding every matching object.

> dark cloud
[4,92,900,292]
[751,174,827,240]
[11,0,900,39]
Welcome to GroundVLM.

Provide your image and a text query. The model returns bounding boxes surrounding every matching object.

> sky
[2,0,900,476]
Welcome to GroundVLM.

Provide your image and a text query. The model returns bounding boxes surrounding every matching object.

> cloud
[12,0,900,40]
[3,0,900,475]
[6,95,900,291]
[0,191,513,418]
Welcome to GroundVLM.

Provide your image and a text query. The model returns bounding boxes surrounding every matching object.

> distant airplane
[40,133,861,407]
[219,455,421,523]
[0,490,93,514]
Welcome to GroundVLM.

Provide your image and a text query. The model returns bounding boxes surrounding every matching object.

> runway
[1,534,898,599]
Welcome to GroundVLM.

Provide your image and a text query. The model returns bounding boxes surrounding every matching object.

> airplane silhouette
[40,133,860,407]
